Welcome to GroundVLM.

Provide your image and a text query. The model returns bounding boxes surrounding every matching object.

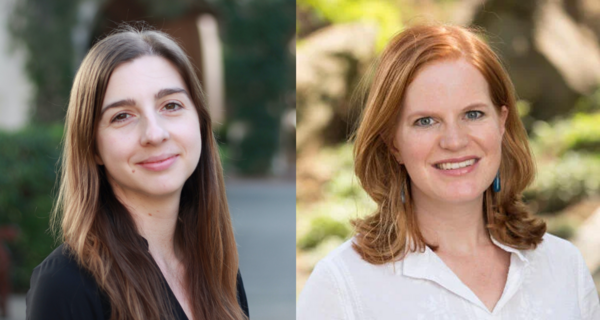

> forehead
[103,55,187,104]
[403,58,492,113]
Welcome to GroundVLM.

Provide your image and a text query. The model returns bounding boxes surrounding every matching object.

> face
[95,55,202,200]
[393,58,508,205]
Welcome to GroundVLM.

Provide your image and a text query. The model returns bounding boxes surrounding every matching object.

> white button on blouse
[297,233,600,320]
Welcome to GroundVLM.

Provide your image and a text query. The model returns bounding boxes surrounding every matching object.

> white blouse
[297,233,600,320]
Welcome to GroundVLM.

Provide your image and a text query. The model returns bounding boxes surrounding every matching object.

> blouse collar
[398,235,530,314]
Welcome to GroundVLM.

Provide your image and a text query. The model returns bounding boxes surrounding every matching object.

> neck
[110,182,181,264]
[412,187,491,255]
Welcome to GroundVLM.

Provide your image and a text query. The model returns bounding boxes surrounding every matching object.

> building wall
[0,0,33,131]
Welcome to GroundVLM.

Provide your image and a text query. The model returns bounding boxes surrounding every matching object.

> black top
[26,244,249,319]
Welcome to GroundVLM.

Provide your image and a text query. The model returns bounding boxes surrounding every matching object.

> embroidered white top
[297,233,600,320]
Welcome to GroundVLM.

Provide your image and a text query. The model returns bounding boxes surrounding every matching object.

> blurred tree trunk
[472,0,600,121]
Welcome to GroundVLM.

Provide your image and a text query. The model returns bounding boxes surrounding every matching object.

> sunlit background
[0,0,295,319]
[297,0,600,298]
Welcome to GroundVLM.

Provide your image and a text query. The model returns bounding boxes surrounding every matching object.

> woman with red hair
[298,24,599,319]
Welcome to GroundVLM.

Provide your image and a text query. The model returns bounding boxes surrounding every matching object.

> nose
[439,121,469,151]
[140,114,170,146]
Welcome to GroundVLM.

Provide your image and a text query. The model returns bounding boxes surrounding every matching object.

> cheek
[396,130,436,165]
[96,131,135,169]
[478,126,504,153]
[192,129,202,161]
[178,118,202,161]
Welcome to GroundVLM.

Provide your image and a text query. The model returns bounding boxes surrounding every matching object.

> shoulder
[29,244,88,285]
[539,232,578,251]
[300,239,357,294]
[523,233,583,274]
[311,237,397,281]
[297,238,372,319]
[530,233,600,319]
[26,244,108,319]
[318,238,367,272]
[531,233,582,262]
[236,270,249,318]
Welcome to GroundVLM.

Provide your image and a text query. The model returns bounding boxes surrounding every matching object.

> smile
[137,155,178,171]
[435,159,477,170]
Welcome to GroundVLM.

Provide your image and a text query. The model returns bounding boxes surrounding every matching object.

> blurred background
[297,0,600,299]
[0,0,295,319]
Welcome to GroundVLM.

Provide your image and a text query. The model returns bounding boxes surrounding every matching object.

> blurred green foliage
[531,113,600,157]
[219,0,295,174]
[9,0,294,176]
[0,126,63,292]
[297,0,402,50]
[528,151,600,212]
[297,144,375,251]
[574,87,600,113]
[297,215,350,250]
[8,0,79,123]
[526,112,600,213]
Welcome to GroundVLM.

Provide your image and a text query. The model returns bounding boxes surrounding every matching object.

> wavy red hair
[352,24,546,264]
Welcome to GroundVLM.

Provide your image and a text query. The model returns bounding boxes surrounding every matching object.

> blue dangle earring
[493,170,501,192]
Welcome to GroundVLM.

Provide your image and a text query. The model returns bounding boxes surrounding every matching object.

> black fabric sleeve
[26,245,108,320]
[236,270,249,319]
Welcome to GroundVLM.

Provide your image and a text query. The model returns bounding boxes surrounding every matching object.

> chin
[137,180,185,197]
[438,188,486,204]
[142,187,182,198]
[442,195,483,204]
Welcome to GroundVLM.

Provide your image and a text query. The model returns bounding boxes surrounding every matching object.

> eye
[111,113,131,123]
[414,117,435,127]
[163,102,183,111]
[466,110,484,120]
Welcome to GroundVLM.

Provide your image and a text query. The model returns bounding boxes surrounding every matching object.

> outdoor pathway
[227,179,296,320]
[5,295,25,320]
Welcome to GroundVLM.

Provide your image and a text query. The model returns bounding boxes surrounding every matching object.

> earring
[493,170,501,192]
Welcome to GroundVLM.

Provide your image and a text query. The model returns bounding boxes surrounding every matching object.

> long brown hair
[352,24,546,265]
[52,26,246,320]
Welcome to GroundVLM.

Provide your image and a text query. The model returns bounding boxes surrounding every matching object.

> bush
[0,125,63,292]
[531,112,600,157]
[297,144,375,251]
[525,152,600,213]
[297,215,351,250]
[527,112,600,212]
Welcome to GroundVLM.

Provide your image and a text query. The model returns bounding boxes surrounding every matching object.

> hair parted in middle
[352,24,546,265]
[53,26,247,320]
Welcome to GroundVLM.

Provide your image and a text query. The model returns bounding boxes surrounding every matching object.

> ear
[499,106,508,136]
[382,133,403,164]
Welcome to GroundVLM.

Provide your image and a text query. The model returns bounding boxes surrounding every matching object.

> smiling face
[393,58,508,206]
[95,55,202,200]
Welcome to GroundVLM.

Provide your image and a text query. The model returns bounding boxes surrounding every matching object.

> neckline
[400,235,530,314]
[141,236,188,319]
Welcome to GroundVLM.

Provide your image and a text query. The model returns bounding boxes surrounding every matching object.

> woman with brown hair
[26,27,249,320]
[298,24,599,319]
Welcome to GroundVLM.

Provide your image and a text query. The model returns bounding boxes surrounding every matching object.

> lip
[136,154,178,171]
[432,156,480,176]
[432,156,480,166]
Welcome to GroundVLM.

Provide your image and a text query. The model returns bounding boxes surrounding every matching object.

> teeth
[436,159,476,170]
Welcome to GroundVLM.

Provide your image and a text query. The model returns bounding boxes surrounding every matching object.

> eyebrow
[155,87,189,100]
[405,102,491,119]
[100,87,191,115]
